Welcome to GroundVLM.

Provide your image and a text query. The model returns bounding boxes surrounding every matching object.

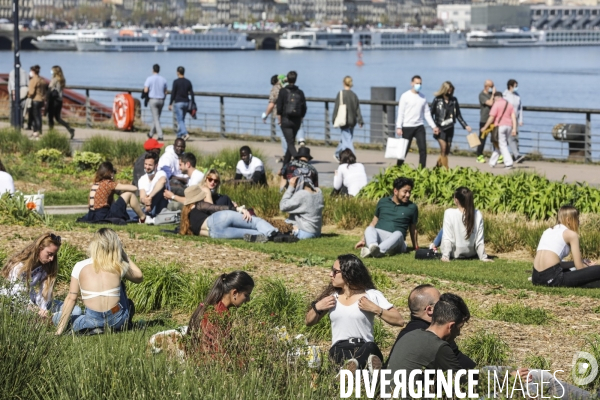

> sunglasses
[50,233,62,244]
[207,178,220,184]
[331,267,342,277]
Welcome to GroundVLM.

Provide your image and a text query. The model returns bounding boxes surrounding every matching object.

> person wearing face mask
[47,65,75,139]
[476,80,497,163]
[395,75,439,169]
[27,65,46,139]
[503,79,525,164]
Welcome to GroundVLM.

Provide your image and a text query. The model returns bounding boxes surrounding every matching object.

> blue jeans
[52,283,132,332]
[433,228,443,247]
[281,127,305,154]
[293,229,320,240]
[335,126,355,160]
[174,102,188,137]
[207,210,278,239]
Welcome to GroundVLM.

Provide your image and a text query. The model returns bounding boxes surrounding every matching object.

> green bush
[35,148,63,164]
[489,303,551,325]
[36,131,72,156]
[113,139,141,165]
[460,330,510,366]
[81,135,113,157]
[0,128,35,155]
[73,151,104,171]
[126,262,188,312]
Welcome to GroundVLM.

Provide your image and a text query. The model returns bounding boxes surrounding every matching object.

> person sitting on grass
[355,177,418,258]
[187,271,254,357]
[201,169,235,208]
[179,185,283,242]
[54,228,143,335]
[279,147,318,191]
[430,187,491,262]
[532,205,600,288]
[332,149,367,197]
[138,152,169,223]
[132,138,163,187]
[1,233,80,320]
[306,254,404,375]
[0,158,15,195]
[231,146,267,186]
[79,161,148,224]
[279,174,323,240]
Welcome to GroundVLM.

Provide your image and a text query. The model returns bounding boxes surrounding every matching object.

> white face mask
[29,71,34,78]
[50,70,54,76]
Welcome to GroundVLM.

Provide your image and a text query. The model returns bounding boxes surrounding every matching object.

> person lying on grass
[430,187,491,262]
[1,232,76,320]
[305,254,404,375]
[54,228,143,335]
[532,205,600,288]
[355,177,418,258]
[386,287,593,399]
[200,169,236,208]
[187,271,254,357]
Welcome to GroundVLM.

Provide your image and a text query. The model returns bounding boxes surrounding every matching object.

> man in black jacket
[385,284,475,369]
[276,71,307,166]
[168,66,195,141]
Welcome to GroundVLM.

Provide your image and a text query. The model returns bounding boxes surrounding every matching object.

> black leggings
[532,262,600,288]
[48,100,73,132]
[281,125,300,165]
[396,125,427,168]
[31,101,44,134]
[329,340,384,369]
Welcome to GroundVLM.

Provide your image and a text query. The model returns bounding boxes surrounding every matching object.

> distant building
[531,5,600,29]
[437,4,471,30]
[0,0,33,19]
[471,4,531,30]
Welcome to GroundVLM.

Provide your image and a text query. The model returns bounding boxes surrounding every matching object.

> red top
[199,301,230,355]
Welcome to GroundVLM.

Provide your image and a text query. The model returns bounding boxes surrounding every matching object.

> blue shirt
[144,74,167,99]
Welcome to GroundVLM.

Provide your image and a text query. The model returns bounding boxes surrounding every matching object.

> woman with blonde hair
[532,205,600,288]
[430,81,471,169]
[332,76,363,162]
[200,169,235,207]
[0,233,76,318]
[54,228,143,334]
[47,65,75,139]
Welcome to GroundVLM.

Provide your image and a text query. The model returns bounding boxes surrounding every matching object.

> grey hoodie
[279,186,324,234]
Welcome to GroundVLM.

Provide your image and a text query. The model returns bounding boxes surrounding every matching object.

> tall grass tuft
[489,303,551,325]
[113,139,141,165]
[524,353,552,370]
[179,270,216,312]
[57,243,87,283]
[252,278,307,328]
[127,262,188,312]
[81,135,113,157]
[0,128,35,154]
[37,130,72,156]
[323,194,376,230]
[220,185,282,218]
[459,330,510,366]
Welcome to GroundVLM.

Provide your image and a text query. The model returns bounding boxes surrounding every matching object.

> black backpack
[284,88,305,118]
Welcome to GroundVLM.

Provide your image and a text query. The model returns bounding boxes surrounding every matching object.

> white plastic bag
[333,90,347,128]
[24,191,45,216]
[384,137,410,160]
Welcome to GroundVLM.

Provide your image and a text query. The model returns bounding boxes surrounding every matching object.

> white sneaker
[488,152,499,167]
[368,243,382,258]
[145,216,155,225]
[360,247,371,258]
[367,354,383,376]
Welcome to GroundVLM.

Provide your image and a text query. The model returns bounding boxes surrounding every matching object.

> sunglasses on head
[50,233,62,244]
[207,178,220,184]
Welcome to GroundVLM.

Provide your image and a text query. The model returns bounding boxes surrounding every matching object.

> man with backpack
[276,71,307,165]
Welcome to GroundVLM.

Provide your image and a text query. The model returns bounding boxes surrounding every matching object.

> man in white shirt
[143,64,168,141]
[395,75,440,168]
[163,152,204,204]
[158,138,188,196]
[232,146,267,186]
[138,152,169,218]
[503,79,525,164]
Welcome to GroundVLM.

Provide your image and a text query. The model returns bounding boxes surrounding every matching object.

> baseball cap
[143,138,164,151]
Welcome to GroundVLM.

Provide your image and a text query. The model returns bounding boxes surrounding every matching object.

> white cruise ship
[32,29,86,51]
[279,27,466,50]
[165,26,255,50]
[76,29,167,52]
[467,29,600,47]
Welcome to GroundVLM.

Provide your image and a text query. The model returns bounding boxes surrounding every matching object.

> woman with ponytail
[431,187,490,262]
[187,271,254,355]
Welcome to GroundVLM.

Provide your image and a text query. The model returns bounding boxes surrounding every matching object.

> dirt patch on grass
[1,225,597,374]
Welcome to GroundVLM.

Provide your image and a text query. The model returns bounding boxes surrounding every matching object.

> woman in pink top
[480,92,517,169]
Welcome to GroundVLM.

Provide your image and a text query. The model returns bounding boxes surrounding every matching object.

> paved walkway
[3,122,599,188]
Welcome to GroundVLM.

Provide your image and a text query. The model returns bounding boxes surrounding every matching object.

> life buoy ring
[113,93,135,131]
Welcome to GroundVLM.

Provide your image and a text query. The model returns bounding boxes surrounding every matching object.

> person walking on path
[27,65,46,140]
[276,71,307,166]
[430,81,471,169]
[332,76,363,162]
[169,66,194,141]
[476,80,497,164]
[481,92,517,169]
[143,64,168,141]
[47,66,75,139]
[503,79,525,164]
[8,67,28,127]
[395,75,439,168]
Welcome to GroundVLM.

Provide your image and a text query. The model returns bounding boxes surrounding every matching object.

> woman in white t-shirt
[0,158,15,195]
[305,254,404,374]
[54,228,143,335]
[333,149,368,197]
[431,187,491,262]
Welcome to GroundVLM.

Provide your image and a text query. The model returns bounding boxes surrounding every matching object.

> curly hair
[315,254,376,301]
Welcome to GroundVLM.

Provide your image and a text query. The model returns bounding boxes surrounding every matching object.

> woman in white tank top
[54,228,144,335]
[305,254,404,374]
[532,205,600,288]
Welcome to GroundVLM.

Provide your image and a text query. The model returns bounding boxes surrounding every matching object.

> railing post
[270,113,276,142]
[382,104,388,141]
[85,89,91,128]
[585,112,592,164]
[324,101,331,145]
[220,96,226,137]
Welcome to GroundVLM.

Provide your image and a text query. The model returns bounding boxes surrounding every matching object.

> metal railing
[2,83,599,163]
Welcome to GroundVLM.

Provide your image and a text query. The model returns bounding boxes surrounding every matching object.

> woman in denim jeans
[54,228,143,334]
[532,205,600,288]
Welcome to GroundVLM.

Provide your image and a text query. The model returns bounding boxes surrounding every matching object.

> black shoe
[69,128,75,140]
[273,233,300,243]
[244,233,269,243]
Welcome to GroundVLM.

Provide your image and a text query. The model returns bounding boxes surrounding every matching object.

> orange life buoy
[113,93,135,131]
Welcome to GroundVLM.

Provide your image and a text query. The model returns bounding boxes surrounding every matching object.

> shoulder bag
[333,91,347,128]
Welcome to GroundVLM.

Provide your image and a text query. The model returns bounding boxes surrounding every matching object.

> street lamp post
[12,0,22,130]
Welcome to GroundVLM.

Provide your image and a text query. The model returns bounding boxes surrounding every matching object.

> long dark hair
[94,162,115,183]
[454,187,475,239]
[316,254,376,301]
[188,271,254,337]
[339,149,356,167]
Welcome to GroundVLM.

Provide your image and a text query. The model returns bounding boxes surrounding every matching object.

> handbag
[415,248,442,260]
[333,91,347,128]
[188,100,197,120]
[384,137,410,160]
[466,133,481,148]
[153,209,181,225]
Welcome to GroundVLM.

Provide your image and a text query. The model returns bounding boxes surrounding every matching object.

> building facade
[437,4,471,30]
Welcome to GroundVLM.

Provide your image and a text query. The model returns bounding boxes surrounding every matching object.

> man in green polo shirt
[355,177,418,258]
